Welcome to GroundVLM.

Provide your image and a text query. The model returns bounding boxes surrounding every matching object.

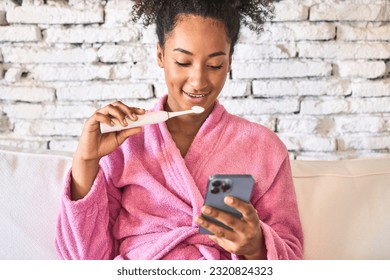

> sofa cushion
[0,148,72,259]
[291,157,390,260]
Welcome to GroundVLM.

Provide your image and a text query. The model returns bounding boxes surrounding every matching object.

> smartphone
[199,174,254,234]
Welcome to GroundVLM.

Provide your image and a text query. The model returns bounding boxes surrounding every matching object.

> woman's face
[157,15,232,114]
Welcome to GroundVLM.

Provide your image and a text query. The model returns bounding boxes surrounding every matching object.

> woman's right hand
[71,101,145,200]
[75,101,145,161]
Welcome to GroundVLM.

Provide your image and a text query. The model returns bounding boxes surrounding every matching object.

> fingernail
[225,196,234,205]
[203,206,211,215]
[123,119,128,126]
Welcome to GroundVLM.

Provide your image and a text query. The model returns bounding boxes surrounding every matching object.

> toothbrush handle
[100,111,169,134]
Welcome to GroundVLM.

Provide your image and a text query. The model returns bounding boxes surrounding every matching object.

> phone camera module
[211,186,220,194]
[212,180,222,187]
[221,182,231,192]
[210,179,232,194]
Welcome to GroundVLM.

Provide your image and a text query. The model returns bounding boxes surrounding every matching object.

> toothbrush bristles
[191,106,205,113]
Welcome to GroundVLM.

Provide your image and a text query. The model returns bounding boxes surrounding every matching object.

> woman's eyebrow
[173,48,226,57]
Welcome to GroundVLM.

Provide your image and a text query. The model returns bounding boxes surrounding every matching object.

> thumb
[115,127,143,145]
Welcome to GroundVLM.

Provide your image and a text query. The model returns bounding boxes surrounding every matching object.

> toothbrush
[100,106,205,134]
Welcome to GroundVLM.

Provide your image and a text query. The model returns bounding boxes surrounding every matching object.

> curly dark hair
[131,0,274,53]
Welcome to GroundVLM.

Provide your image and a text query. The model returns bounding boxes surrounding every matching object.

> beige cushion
[291,158,390,260]
[0,148,72,259]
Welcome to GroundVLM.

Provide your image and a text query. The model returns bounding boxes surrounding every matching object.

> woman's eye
[175,61,191,67]
[208,65,223,70]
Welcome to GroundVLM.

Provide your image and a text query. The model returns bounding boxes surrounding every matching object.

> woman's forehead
[165,14,231,53]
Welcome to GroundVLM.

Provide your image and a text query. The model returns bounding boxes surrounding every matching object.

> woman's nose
[188,66,208,92]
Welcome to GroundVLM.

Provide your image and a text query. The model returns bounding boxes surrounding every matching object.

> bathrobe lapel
[152,97,227,222]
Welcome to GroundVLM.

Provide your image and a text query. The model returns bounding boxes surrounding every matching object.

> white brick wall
[0,0,389,159]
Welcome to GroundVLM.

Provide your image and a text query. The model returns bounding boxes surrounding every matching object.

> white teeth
[183,91,209,98]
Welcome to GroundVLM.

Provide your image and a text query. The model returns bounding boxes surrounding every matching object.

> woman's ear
[157,43,164,68]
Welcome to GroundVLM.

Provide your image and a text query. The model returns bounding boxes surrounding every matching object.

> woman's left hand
[196,196,267,260]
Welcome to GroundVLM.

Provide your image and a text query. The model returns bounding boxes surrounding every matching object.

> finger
[93,111,115,127]
[201,205,244,232]
[224,196,259,224]
[115,126,143,145]
[196,215,237,241]
[99,104,129,127]
[111,102,146,121]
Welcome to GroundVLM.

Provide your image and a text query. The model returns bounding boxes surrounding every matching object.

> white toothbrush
[100,106,205,134]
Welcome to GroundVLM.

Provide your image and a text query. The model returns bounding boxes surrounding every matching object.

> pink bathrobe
[55,96,303,260]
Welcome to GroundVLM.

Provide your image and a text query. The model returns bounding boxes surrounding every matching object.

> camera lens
[212,180,222,187]
[211,187,220,194]
[221,183,231,192]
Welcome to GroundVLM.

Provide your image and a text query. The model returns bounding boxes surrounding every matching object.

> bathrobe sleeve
[55,165,122,260]
[255,155,304,260]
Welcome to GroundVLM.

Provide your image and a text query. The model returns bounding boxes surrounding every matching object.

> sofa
[1,147,389,260]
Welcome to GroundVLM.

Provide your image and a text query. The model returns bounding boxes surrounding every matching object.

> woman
[55,0,303,260]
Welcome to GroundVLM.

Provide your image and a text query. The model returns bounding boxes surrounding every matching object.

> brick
[141,24,158,44]
[154,83,167,98]
[219,98,300,115]
[334,116,384,133]
[337,61,386,79]
[0,1,18,11]
[232,60,332,79]
[0,86,55,102]
[68,0,103,9]
[0,25,43,43]
[300,99,349,115]
[273,3,308,21]
[0,136,47,150]
[30,64,112,81]
[56,83,153,101]
[234,43,297,59]
[2,103,97,119]
[277,117,321,134]
[44,26,139,43]
[239,22,335,43]
[310,4,390,21]
[278,133,336,152]
[338,24,390,41]
[14,120,84,137]
[219,80,250,98]
[295,152,346,161]
[97,99,158,111]
[6,5,104,24]
[98,44,149,63]
[338,135,390,151]
[253,79,351,97]
[104,0,134,25]
[298,42,390,59]
[48,138,78,153]
[349,97,390,113]
[243,115,276,131]
[130,60,165,80]
[1,45,98,63]
[110,63,132,80]
[104,8,133,25]
[351,79,390,97]
[3,67,27,82]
